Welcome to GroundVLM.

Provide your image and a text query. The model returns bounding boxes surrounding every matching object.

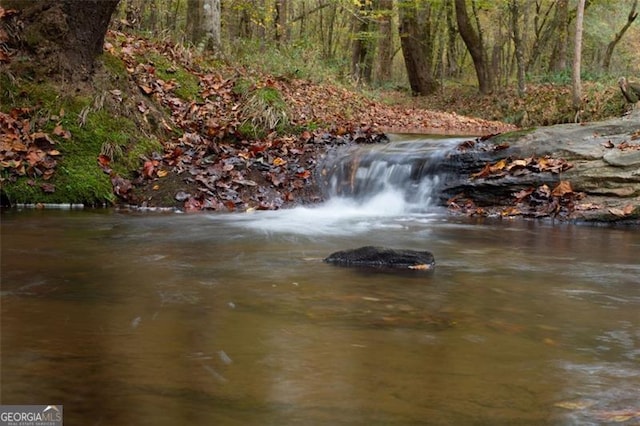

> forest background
[123,0,639,124]
[1,0,639,209]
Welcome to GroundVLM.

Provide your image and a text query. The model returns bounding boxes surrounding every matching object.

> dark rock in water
[324,246,435,271]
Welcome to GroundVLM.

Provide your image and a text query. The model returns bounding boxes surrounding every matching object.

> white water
[224,190,443,236]
[217,135,471,236]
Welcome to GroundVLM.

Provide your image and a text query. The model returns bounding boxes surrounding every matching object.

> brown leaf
[490,158,508,173]
[272,157,287,166]
[551,181,573,197]
[53,124,71,139]
[40,183,56,193]
[98,154,111,168]
[608,208,626,217]
[142,160,156,178]
[471,163,492,179]
[513,188,534,202]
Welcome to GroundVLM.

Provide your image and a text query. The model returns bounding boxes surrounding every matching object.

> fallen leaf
[551,181,573,197]
[142,160,156,178]
[273,157,287,166]
[608,208,626,217]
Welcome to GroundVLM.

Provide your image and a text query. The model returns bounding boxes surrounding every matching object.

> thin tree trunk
[602,0,638,71]
[510,0,526,96]
[275,0,288,45]
[572,0,586,115]
[350,0,372,84]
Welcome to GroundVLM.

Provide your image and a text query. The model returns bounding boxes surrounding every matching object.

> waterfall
[219,134,475,236]
[318,135,471,212]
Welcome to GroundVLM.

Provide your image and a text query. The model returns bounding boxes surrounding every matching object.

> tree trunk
[351,0,373,84]
[1,0,120,81]
[510,0,526,96]
[275,0,289,45]
[375,0,393,83]
[549,0,569,73]
[202,0,221,51]
[572,0,586,114]
[602,0,638,71]
[186,0,204,44]
[454,0,493,94]
[398,0,439,95]
[186,0,220,51]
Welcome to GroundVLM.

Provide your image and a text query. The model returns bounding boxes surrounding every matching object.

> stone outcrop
[324,246,435,271]
[442,111,640,222]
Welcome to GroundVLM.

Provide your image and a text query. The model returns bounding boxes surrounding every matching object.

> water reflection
[1,209,639,425]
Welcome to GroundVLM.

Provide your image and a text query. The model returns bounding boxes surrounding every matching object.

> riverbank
[1,31,637,223]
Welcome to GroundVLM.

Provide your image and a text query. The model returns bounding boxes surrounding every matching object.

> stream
[1,135,640,425]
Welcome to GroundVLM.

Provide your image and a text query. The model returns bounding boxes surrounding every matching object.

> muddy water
[1,208,639,425]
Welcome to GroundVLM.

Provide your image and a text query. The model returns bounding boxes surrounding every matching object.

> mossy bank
[0,52,168,207]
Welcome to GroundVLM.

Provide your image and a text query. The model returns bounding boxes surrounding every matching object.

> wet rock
[324,246,435,271]
[442,111,640,222]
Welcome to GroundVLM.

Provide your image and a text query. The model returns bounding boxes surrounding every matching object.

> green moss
[143,52,201,100]
[101,52,128,76]
[0,72,164,206]
[490,127,537,144]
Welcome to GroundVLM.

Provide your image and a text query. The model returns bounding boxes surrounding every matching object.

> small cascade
[318,135,472,212]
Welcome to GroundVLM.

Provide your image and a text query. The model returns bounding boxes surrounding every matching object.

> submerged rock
[324,246,435,271]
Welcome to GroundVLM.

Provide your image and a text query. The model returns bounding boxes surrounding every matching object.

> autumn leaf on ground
[501,207,521,216]
[471,163,492,179]
[272,157,287,166]
[142,160,157,178]
[608,208,626,217]
[513,187,534,202]
[53,124,71,139]
[609,204,636,217]
[551,181,573,197]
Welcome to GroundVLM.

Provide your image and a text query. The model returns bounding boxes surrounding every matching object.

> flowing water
[1,135,640,425]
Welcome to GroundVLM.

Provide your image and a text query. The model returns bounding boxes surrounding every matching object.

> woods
[108,0,638,94]
[2,0,637,96]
